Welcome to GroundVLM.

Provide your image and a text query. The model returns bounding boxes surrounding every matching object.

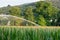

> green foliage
[9,7,21,17]
[35,1,59,26]
[0,1,59,26]
[36,15,46,26]
[47,0,60,8]
[24,6,34,22]
[55,11,60,26]
[0,9,3,14]
[8,7,22,26]
[0,27,60,40]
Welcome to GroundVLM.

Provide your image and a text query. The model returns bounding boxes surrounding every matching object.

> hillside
[0,1,60,26]
[47,0,60,8]
[0,2,36,14]
[0,0,60,14]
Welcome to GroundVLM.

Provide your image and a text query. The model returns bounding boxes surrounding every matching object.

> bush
[0,27,60,40]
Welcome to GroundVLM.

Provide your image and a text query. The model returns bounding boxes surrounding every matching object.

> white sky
[0,0,40,7]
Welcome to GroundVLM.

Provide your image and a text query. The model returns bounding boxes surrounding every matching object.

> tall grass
[0,27,60,40]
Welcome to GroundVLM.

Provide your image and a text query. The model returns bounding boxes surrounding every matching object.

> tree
[9,6,21,17]
[8,6,22,26]
[35,1,59,26]
[24,6,34,22]
[55,10,60,26]
[36,15,47,26]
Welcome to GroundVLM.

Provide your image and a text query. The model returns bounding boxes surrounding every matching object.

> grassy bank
[0,26,60,40]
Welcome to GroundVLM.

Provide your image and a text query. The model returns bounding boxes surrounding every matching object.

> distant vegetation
[47,0,60,8]
[0,1,60,26]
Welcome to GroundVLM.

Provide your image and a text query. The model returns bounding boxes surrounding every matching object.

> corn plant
[0,27,60,40]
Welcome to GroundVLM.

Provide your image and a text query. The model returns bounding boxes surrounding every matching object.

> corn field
[0,26,60,40]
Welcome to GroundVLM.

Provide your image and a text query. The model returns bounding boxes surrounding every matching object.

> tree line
[0,1,60,26]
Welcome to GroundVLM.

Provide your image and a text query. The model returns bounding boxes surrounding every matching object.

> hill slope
[0,0,60,14]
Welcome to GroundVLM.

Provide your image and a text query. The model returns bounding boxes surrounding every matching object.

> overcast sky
[0,0,40,7]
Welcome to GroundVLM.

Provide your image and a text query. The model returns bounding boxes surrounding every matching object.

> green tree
[9,6,21,17]
[55,10,60,26]
[24,6,34,22]
[35,1,59,26]
[36,15,46,26]
[8,6,22,26]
